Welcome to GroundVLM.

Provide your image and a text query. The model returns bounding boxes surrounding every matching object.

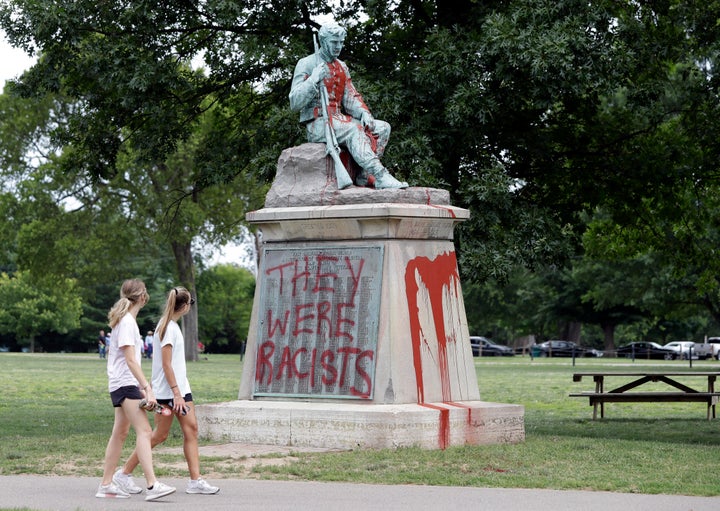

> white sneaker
[96,482,130,499]
[112,468,143,494]
[186,478,220,494]
[145,480,176,501]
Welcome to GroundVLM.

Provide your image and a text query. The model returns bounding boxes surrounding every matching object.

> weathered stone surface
[201,149,526,451]
[246,203,469,242]
[196,400,525,450]
[264,143,450,208]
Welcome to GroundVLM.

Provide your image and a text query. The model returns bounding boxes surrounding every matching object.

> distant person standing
[116,286,219,495]
[145,333,153,359]
[144,330,153,358]
[96,279,176,501]
[98,330,106,359]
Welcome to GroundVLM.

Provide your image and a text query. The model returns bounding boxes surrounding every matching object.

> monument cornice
[247,203,470,241]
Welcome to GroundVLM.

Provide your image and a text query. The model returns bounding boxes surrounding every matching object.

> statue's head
[318,23,347,42]
[318,23,346,61]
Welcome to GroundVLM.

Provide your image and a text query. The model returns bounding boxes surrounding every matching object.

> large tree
[196,263,255,354]
[0,271,82,352]
[4,0,720,342]
[0,0,576,280]
[0,84,263,359]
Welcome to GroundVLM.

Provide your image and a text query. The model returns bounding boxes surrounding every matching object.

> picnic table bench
[569,372,720,420]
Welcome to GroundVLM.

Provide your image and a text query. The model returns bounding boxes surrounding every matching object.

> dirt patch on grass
[153,443,338,479]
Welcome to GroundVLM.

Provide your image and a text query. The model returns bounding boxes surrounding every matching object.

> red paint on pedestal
[404,251,462,449]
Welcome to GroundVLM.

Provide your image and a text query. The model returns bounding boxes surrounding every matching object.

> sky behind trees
[0,31,34,91]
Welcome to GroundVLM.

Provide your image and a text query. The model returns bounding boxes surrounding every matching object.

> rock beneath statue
[264,144,450,208]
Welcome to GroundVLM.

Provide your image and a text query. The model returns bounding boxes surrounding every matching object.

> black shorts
[110,385,143,407]
[157,393,193,406]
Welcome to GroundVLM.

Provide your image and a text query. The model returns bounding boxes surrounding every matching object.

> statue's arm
[341,63,372,120]
[289,58,320,112]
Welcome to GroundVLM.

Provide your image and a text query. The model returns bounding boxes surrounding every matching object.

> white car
[662,341,697,360]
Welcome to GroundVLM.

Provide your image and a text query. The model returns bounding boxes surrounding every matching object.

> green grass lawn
[2,352,719,496]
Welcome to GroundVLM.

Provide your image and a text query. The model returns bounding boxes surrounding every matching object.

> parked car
[469,336,515,357]
[662,341,698,360]
[531,340,603,358]
[691,337,720,360]
[616,341,676,360]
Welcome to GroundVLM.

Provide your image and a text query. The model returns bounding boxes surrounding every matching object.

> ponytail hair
[155,286,193,342]
[108,279,148,328]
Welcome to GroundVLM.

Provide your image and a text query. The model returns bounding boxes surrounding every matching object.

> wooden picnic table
[569,372,720,420]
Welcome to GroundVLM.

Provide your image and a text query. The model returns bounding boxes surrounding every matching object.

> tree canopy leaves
[3,0,720,347]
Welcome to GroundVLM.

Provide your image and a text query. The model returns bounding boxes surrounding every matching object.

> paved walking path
[2,475,718,511]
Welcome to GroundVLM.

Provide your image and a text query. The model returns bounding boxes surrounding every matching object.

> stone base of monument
[196,400,524,450]
[195,144,525,451]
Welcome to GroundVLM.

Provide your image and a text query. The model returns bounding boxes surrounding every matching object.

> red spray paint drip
[405,251,461,449]
[427,203,457,218]
[419,402,450,450]
[447,401,475,445]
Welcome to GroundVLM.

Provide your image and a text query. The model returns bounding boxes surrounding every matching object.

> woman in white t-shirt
[117,286,219,495]
[96,279,176,501]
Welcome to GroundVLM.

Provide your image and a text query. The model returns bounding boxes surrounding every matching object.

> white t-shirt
[151,320,191,400]
[106,314,143,392]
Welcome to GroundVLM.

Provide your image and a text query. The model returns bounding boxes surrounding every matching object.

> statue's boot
[355,169,375,187]
[356,163,408,189]
[373,169,408,189]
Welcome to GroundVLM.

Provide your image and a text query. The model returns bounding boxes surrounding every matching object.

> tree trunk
[565,322,582,343]
[601,322,616,356]
[172,240,198,362]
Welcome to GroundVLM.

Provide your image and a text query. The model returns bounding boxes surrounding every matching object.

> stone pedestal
[198,400,524,450]
[196,145,524,449]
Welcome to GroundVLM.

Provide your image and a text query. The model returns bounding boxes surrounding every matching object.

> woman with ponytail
[116,286,219,496]
[97,279,176,501]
